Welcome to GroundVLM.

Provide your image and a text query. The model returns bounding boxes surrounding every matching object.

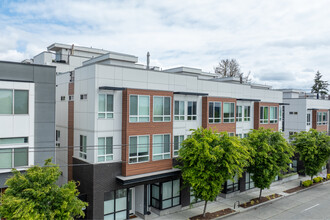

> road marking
[302,204,319,212]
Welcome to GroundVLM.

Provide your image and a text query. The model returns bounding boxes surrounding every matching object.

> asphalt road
[223,182,330,220]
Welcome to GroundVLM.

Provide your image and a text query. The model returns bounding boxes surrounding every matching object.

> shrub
[250,200,255,205]
[327,174,330,180]
[313,176,323,183]
[302,180,313,187]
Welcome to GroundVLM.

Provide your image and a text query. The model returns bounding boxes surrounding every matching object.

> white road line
[302,204,320,212]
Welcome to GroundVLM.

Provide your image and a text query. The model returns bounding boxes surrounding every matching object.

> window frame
[98,94,114,119]
[260,106,269,124]
[223,102,235,123]
[209,101,221,123]
[150,179,181,210]
[317,112,322,125]
[79,135,87,159]
[244,106,251,121]
[97,137,113,162]
[128,135,150,164]
[104,189,128,220]
[153,96,171,122]
[80,94,87,100]
[152,134,171,161]
[322,112,328,125]
[0,147,29,169]
[173,135,184,157]
[129,95,150,123]
[0,89,29,115]
[269,106,278,124]
[307,113,311,126]
[174,100,185,121]
[187,101,197,121]
[236,105,243,122]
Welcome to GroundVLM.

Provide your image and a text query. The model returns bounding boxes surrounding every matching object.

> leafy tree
[214,59,251,83]
[246,128,294,200]
[311,71,329,98]
[177,128,250,217]
[292,129,330,180]
[0,159,87,219]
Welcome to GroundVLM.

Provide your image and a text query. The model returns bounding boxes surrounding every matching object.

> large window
[104,189,127,220]
[129,136,149,163]
[129,95,149,122]
[317,112,322,125]
[244,106,251,121]
[0,137,28,145]
[223,103,235,123]
[236,106,243,122]
[269,106,278,123]
[245,172,255,190]
[187,101,197,120]
[153,134,170,160]
[209,102,221,123]
[174,101,185,120]
[307,113,311,126]
[98,94,113,118]
[79,135,87,159]
[98,137,113,162]
[153,96,171,122]
[260,106,269,124]
[0,89,28,114]
[151,179,180,210]
[322,112,328,125]
[0,148,28,168]
[173,135,184,157]
[224,175,239,193]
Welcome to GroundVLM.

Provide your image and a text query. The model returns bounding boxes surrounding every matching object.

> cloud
[0,0,330,89]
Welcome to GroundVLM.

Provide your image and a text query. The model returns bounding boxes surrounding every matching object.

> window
[56,130,60,148]
[289,131,297,140]
[173,135,184,157]
[228,133,235,137]
[151,179,180,210]
[153,96,171,122]
[223,103,235,123]
[260,106,268,124]
[269,107,278,123]
[0,89,28,115]
[244,106,251,121]
[209,102,221,123]
[61,96,65,101]
[69,95,74,101]
[0,148,28,168]
[322,112,328,125]
[187,101,197,120]
[224,175,239,193]
[99,94,114,119]
[0,137,28,145]
[79,135,87,159]
[129,95,150,122]
[98,137,113,162]
[129,136,149,163]
[291,159,297,172]
[104,189,127,220]
[279,106,282,121]
[190,187,202,204]
[245,173,255,190]
[80,94,87,100]
[236,134,242,138]
[289,112,298,115]
[243,133,248,138]
[174,101,185,120]
[307,113,311,126]
[153,134,170,160]
[317,112,322,125]
[236,106,243,122]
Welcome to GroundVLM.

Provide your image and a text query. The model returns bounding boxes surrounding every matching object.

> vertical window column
[236,106,243,122]
[187,101,197,120]
[244,106,251,121]
[79,135,87,159]
[173,135,184,157]
[174,101,185,120]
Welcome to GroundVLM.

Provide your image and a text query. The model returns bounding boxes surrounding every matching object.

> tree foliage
[177,127,250,217]
[214,59,251,83]
[246,128,294,199]
[0,159,87,220]
[311,71,329,98]
[292,129,330,179]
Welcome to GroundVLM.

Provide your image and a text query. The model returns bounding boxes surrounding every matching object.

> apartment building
[0,61,56,191]
[34,43,284,219]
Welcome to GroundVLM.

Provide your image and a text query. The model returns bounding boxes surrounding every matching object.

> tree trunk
[203,200,208,218]
[259,188,262,200]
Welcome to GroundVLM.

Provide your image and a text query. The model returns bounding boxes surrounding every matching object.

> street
[224,182,330,220]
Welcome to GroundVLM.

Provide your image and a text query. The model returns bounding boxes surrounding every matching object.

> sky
[0,0,330,90]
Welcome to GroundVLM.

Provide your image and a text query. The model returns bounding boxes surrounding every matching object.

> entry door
[128,188,135,215]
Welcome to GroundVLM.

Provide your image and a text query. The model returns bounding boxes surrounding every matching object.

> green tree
[246,128,294,200]
[292,129,330,180]
[177,128,250,217]
[311,71,329,98]
[0,159,87,219]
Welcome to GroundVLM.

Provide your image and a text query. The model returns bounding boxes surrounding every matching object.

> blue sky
[1,0,330,89]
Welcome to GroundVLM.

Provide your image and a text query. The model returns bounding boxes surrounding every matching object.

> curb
[216,179,330,219]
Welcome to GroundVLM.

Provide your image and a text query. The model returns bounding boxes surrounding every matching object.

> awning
[173,91,208,96]
[99,86,125,91]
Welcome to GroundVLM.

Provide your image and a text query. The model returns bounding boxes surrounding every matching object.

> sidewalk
[151,176,313,220]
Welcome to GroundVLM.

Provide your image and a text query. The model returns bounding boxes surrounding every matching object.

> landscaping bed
[189,208,235,220]
[239,193,282,208]
[284,180,323,194]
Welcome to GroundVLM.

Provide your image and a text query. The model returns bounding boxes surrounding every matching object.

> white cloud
[0,0,330,89]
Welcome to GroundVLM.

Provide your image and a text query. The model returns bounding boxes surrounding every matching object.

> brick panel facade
[67,82,74,181]
[122,88,174,176]
[202,96,236,133]
[312,109,328,132]
[254,102,279,131]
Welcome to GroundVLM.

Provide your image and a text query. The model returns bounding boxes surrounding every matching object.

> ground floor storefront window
[151,179,180,210]
[104,189,127,220]
[245,172,255,190]
[223,175,240,193]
